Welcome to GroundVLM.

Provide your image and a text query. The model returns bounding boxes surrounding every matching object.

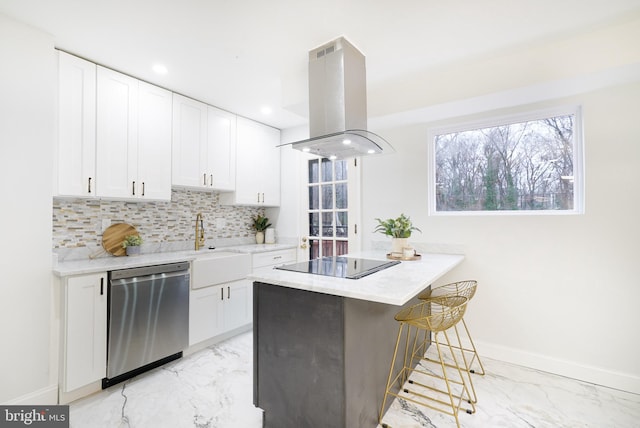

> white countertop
[248,251,464,306]
[53,243,296,277]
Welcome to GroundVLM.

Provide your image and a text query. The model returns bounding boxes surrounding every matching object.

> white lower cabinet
[224,280,252,331]
[62,272,107,392]
[189,279,252,346]
[252,248,297,271]
[189,285,224,345]
[189,252,253,346]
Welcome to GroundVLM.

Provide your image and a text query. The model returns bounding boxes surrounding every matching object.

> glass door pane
[307,158,348,259]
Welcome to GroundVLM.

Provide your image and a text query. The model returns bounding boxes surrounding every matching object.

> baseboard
[58,381,102,405]
[4,384,58,405]
[184,324,252,356]
[476,339,640,395]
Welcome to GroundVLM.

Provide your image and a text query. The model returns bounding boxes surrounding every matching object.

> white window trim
[427,105,585,216]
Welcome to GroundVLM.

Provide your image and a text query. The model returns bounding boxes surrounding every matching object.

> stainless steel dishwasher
[103,262,189,388]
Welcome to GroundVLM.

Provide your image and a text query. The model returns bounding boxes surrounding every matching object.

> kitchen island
[249,251,464,428]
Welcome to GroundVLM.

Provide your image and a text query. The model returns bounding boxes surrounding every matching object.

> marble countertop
[248,251,464,306]
[53,243,296,277]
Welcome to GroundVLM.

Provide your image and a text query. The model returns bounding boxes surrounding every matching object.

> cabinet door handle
[203,173,207,186]
[210,174,213,187]
[88,177,92,194]
[221,287,224,300]
[100,277,104,295]
[261,193,265,203]
[227,286,230,299]
[257,192,260,203]
[132,181,136,196]
[142,182,145,196]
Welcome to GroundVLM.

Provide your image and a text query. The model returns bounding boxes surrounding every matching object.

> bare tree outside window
[433,110,579,213]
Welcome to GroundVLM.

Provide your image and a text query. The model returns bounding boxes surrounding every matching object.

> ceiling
[2,0,640,130]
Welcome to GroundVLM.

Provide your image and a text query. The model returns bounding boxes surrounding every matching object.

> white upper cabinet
[172,94,208,189]
[96,66,138,199]
[207,105,236,191]
[56,53,254,202]
[137,81,173,200]
[220,117,281,206]
[96,67,172,200]
[56,51,97,197]
[172,94,237,191]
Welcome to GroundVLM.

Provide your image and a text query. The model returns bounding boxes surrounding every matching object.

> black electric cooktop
[275,256,400,279]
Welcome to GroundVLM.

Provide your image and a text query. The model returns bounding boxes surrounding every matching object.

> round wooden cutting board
[102,223,139,256]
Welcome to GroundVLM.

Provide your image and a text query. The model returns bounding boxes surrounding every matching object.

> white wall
[0,14,56,403]
[361,82,640,393]
[267,126,308,258]
[277,17,640,394]
[357,16,640,392]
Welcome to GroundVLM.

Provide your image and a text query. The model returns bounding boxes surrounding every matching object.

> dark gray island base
[253,281,424,428]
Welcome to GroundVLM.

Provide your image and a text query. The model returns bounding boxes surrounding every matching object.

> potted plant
[122,234,143,256]
[374,213,421,256]
[251,214,272,244]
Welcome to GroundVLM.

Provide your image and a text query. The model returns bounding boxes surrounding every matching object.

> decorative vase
[126,245,140,256]
[256,231,265,244]
[265,228,275,244]
[391,238,408,256]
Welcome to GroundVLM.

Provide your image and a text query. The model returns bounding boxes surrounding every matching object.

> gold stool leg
[451,322,478,403]
[442,329,476,416]
[379,322,406,423]
[460,318,486,376]
[418,316,484,402]
[435,331,464,427]
[380,299,475,427]
[401,323,414,385]
[402,330,475,428]
[420,321,480,403]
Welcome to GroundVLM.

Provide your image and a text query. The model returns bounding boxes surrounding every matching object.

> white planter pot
[391,238,408,256]
[256,231,265,244]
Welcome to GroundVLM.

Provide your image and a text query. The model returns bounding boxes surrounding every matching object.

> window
[308,158,349,258]
[429,106,583,214]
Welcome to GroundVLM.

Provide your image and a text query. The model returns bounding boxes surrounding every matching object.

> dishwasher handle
[110,262,190,280]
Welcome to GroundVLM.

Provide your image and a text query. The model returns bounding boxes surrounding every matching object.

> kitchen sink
[191,251,251,289]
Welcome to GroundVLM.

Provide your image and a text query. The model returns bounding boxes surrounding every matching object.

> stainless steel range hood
[288,37,393,159]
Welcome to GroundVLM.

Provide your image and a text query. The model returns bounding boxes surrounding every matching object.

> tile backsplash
[53,188,264,260]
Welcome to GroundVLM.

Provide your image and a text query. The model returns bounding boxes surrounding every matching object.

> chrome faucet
[195,213,205,250]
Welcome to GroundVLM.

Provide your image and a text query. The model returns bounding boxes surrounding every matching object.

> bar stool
[418,281,485,370]
[417,280,484,404]
[379,296,475,428]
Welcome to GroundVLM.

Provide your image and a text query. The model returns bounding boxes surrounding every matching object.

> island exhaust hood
[287,37,394,159]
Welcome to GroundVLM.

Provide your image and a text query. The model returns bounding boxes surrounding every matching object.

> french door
[300,157,360,261]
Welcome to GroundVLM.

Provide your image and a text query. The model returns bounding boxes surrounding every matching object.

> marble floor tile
[69,331,640,427]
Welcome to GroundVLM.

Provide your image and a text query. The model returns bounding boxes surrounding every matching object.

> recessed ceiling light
[261,106,273,115]
[302,147,311,153]
[342,139,352,145]
[367,149,376,154]
[329,155,337,160]
[152,64,168,74]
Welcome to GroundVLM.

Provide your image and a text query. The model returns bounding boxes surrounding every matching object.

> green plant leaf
[373,213,421,238]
